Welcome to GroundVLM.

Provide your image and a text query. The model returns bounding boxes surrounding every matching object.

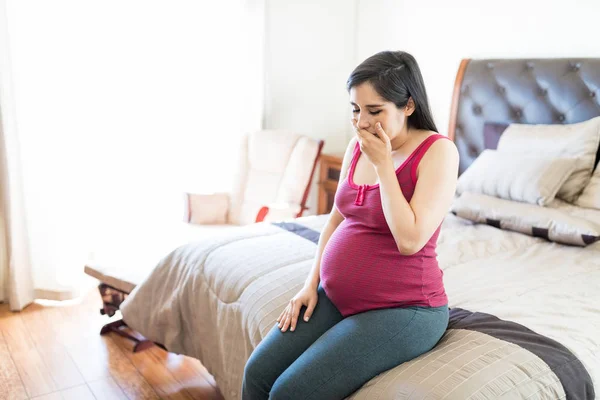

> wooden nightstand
[317,153,343,215]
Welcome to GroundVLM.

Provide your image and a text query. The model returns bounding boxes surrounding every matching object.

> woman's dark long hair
[346,51,438,133]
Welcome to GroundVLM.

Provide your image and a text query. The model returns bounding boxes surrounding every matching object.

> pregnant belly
[319,226,410,314]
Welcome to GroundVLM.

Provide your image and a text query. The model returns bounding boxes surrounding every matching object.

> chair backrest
[227,130,324,225]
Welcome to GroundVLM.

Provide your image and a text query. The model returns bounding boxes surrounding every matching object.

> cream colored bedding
[119,213,600,399]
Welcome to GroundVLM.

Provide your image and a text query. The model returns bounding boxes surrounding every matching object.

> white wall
[264,0,358,213]
[4,1,263,296]
[356,0,600,135]
[266,0,600,214]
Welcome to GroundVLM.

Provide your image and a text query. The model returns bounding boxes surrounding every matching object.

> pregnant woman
[242,50,459,400]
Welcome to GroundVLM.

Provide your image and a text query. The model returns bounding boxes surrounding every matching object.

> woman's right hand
[276,284,318,332]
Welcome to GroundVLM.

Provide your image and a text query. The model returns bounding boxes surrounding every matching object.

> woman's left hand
[352,118,393,169]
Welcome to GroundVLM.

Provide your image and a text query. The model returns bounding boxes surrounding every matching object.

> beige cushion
[457,150,576,206]
[188,193,229,225]
[576,167,600,210]
[452,192,600,246]
[497,117,600,202]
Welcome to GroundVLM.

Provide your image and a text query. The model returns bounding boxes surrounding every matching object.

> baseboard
[34,287,81,301]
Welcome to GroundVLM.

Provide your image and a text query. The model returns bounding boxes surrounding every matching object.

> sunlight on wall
[5,0,262,294]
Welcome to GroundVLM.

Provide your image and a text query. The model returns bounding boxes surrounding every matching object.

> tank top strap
[409,134,451,184]
[351,139,361,159]
[347,140,362,187]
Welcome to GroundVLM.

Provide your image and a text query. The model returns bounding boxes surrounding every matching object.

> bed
[109,58,600,399]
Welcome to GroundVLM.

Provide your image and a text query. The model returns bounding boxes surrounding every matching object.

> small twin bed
[86,58,600,399]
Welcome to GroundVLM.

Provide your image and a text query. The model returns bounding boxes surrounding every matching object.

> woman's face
[350,82,411,141]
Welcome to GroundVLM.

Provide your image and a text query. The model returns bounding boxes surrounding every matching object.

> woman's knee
[268,383,288,400]
[243,347,274,389]
[269,372,303,400]
[243,337,296,399]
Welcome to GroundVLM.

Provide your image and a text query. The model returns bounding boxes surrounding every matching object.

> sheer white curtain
[1,0,264,309]
[0,0,35,310]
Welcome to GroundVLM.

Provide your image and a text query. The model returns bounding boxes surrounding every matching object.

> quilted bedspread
[120,213,599,399]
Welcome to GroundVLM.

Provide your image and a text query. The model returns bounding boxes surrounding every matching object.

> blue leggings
[242,284,449,400]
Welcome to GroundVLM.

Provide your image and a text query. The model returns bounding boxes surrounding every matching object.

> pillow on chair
[187,193,229,225]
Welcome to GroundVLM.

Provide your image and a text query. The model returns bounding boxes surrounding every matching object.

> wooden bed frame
[447,58,471,142]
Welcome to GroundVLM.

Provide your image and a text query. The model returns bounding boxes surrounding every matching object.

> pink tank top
[320,134,449,317]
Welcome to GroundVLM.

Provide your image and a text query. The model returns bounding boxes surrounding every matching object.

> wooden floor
[0,289,225,400]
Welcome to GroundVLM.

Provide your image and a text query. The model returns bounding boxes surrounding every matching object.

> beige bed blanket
[120,214,600,399]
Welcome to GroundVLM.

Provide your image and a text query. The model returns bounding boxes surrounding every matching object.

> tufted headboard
[447,58,600,174]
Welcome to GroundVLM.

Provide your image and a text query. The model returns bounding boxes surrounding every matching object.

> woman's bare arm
[377,139,459,255]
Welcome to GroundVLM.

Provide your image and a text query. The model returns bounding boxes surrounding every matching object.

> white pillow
[456,150,577,206]
[497,117,600,202]
[452,192,600,246]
